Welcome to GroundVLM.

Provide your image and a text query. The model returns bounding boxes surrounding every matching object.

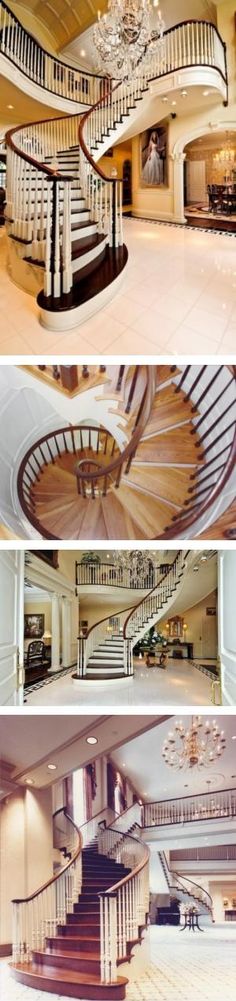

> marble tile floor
[1,925,236,1000]
[23,658,211,707]
[1,220,236,355]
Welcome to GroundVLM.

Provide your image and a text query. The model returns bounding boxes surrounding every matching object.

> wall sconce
[42,630,52,646]
[183,623,187,631]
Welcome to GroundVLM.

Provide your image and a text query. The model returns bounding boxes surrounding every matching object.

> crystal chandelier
[162,717,226,771]
[213,133,235,170]
[93,1,166,80]
[112,549,161,577]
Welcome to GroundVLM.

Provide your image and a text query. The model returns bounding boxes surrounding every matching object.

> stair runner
[10,842,146,1000]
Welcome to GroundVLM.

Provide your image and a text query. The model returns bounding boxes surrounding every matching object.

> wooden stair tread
[156,366,181,386]
[135,426,204,464]
[35,948,100,961]
[11,963,128,986]
[74,499,108,539]
[38,246,128,315]
[101,491,147,540]
[125,464,192,505]
[113,483,177,536]
[142,386,199,436]
[71,233,106,259]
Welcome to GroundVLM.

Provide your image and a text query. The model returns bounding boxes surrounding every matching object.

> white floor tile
[1,222,236,355]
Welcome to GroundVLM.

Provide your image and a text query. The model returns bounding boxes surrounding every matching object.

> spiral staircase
[16,364,236,542]
[2,2,228,329]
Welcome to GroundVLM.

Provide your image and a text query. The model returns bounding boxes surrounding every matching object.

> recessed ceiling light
[193,566,199,571]
[172,100,177,106]
[203,90,210,96]
[47,763,57,770]
[162,97,168,103]
[232,736,236,740]
[181,90,187,98]
[7,104,14,109]
[80,49,86,57]
[25,778,34,785]
[201,556,207,561]
[106,554,110,558]
[86,736,98,745]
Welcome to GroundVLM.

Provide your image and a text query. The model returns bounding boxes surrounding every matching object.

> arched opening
[172,120,236,229]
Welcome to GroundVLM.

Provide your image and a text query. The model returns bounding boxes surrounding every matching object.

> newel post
[77,632,86,677]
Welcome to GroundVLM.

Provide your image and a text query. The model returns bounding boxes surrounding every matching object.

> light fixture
[7,104,14,109]
[232,736,236,740]
[111,550,162,580]
[162,717,226,771]
[93,1,166,81]
[201,556,207,562]
[203,90,210,96]
[213,132,235,172]
[162,96,168,102]
[25,778,34,785]
[86,736,98,745]
[193,566,199,572]
[180,90,187,98]
[80,49,86,57]
[47,763,57,771]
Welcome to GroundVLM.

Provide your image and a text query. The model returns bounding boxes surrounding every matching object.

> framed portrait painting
[140,122,168,187]
[24,614,45,639]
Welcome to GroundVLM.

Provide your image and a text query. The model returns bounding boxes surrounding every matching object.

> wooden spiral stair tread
[101,491,147,539]
[135,426,204,464]
[111,483,179,536]
[11,964,128,999]
[142,386,199,437]
[124,465,194,506]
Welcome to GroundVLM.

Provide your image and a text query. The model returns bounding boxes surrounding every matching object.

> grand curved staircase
[159,851,213,922]
[76,549,188,681]
[16,364,236,541]
[10,807,150,1000]
[2,2,228,329]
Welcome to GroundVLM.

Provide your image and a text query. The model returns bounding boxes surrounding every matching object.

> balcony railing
[143,787,236,827]
[0,0,103,105]
[76,560,161,590]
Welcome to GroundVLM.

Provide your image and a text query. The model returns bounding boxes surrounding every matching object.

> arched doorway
[172,119,236,224]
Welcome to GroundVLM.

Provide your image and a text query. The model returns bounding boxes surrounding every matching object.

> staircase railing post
[77,633,86,678]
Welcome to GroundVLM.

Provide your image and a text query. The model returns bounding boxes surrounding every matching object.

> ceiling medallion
[93,1,166,81]
[162,717,226,771]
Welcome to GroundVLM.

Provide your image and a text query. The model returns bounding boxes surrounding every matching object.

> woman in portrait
[142,130,164,185]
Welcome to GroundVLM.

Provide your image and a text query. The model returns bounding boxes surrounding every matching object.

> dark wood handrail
[0,0,106,81]
[18,367,156,489]
[12,808,82,904]
[158,425,236,539]
[5,114,80,177]
[85,603,136,640]
[161,851,213,912]
[123,550,186,638]
[79,81,121,184]
[100,827,150,898]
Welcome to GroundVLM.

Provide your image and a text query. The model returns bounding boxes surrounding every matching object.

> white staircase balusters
[98,824,149,984]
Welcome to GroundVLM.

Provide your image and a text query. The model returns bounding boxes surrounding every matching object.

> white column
[218,551,236,705]
[172,152,187,224]
[49,593,60,673]
[61,597,71,668]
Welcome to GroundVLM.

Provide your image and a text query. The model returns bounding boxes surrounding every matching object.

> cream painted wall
[8,3,56,52]
[131,0,236,220]
[161,590,217,658]
[79,599,135,631]
[98,142,132,183]
[0,787,53,944]
[209,879,236,921]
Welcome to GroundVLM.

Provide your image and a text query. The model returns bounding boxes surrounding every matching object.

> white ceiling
[0,715,167,794]
[112,716,236,801]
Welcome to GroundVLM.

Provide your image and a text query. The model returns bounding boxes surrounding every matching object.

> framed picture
[24,614,45,639]
[206,607,216,616]
[140,122,168,187]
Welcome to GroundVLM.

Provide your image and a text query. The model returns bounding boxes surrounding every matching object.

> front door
[0,551,24,705]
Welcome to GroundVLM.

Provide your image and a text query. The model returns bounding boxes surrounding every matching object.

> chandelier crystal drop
[112,549,161,577]
[162,717,226,771]
[93,1,166,81]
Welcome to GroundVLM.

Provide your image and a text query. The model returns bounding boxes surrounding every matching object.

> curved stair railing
[123,550,189,674]
[98,823,150,982]
[77,551,187,678]
[79,85,124,251]
[159,850,213,917]
[159,365,236,539]
[16,365,235,540]
[0,0,104,105]
[12,808,82,963]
